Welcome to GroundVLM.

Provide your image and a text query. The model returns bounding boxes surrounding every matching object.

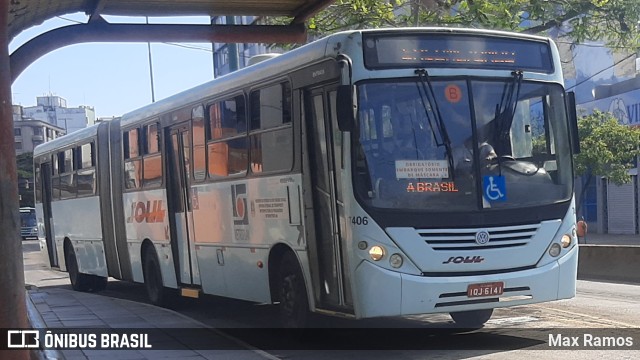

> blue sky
[10,14,216,118]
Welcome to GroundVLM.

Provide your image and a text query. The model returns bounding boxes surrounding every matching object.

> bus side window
[249,82,293,174]
[77,142,96,197]
[123,128,142,190]
[192,105,207,182]
[59,148,75,199]
[142,122,162,188]
[207,95,248,179]
[51,154,60,200]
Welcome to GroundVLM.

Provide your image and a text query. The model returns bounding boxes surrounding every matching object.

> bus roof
[33,121,104,158]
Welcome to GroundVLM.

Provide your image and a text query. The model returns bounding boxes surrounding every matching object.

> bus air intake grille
[417,223,540,251]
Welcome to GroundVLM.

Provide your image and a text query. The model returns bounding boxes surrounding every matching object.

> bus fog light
[389,254,403,268]
[369,246,385,261]
[358,241,368,250]
[549,243,561,257]
[561,234,572,248]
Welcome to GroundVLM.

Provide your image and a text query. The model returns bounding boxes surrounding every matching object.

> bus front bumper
[353,244,578,319]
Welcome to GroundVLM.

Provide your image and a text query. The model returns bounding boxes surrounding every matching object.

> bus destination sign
[363,33,554,73]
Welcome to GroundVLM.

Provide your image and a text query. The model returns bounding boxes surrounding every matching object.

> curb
[577,245,640,284]
[25,287,65,360]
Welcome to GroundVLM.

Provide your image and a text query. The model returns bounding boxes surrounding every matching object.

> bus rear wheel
[449,309,494,328]
[143,246,175,307]
[66,246,91,292]
[89,275,108,292]
[278,252,309,328]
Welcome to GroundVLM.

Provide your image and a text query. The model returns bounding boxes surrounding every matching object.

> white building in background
[22,95,95,134]
[13,105,65,155]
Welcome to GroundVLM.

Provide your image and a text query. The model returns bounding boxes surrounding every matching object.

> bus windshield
[354,78,573,211]
[20,209,37,227]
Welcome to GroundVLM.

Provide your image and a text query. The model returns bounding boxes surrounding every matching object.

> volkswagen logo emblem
[475,230,490,245]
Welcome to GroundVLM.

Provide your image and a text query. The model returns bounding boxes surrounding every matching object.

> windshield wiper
[491,70,523,176]
[494,71,523,155]
[414,69,455,180]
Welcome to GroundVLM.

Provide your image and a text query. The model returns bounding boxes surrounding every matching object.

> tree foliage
[574,110,640,185]
[572,111,640,213]
[286,0,640,49]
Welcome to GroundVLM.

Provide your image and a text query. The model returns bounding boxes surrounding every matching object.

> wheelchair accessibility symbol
[483,175,506,202]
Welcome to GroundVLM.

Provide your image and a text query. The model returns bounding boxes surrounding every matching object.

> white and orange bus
[34,27,580,327]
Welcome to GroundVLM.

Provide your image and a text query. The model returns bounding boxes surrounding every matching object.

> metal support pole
[0,0,30,359]
[226,16,240,72]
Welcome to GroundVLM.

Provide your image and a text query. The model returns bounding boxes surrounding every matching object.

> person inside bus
[372,114,430,201]
[389,113,430,160]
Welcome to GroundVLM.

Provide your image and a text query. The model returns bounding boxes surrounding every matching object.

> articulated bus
[34,27,580,327]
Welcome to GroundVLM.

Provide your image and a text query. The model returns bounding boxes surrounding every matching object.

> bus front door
[167,125,201,286]
[40,163,58,267]
[306,88,352,311]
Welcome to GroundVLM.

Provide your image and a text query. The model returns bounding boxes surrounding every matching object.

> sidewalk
[25,286,276,360]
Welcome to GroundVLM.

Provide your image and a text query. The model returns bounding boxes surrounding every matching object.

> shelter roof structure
[8,0,335,82]
[8,0,333,40]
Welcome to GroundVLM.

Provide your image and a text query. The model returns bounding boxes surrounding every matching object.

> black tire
[66,246,91,292]
[88,275,108,292]
[449,309,494,328]
[143,246,176,307]
[278,252,309,328]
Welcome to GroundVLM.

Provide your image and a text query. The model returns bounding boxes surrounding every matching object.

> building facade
[22,95,95,134]
[211,16,274,77]
[13,104,66,155]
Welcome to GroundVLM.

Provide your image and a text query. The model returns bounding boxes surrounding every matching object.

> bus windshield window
[20,210,36,227]
[354,79,572,211]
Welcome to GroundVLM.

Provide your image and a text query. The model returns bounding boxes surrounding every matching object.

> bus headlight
[561,234,572,248]
[369,246,385,261]
[389,254,403,268]
[549,243,562,257]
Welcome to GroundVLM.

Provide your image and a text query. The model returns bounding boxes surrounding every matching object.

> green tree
[282,0,640,49]
[574,110,640,211]
[16,152,34,207]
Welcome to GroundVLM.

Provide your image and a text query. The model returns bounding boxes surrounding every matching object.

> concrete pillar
[0,0,30,358]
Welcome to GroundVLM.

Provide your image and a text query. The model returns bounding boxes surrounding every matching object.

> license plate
[467,282,504,298]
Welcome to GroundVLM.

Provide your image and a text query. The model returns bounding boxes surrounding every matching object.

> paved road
[22,240,640,359]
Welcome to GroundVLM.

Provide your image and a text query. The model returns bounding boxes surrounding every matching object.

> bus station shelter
[1,1,332,357]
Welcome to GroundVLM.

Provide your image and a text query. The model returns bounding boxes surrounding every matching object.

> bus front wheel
[278,252,309,328]
[449,309,494,328]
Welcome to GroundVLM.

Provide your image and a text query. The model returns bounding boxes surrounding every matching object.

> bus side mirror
[567,91,580,154]
[337,85,356,132]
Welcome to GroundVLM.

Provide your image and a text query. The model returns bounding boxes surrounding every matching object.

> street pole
[0,0,30,359]
[146,17,155,103]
